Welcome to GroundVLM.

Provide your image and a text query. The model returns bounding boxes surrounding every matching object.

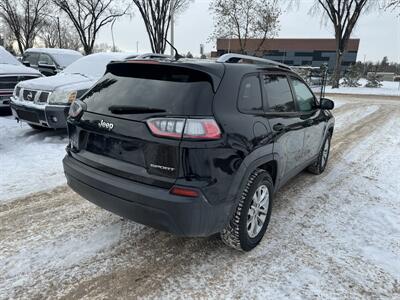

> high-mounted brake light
[146,118,221,140]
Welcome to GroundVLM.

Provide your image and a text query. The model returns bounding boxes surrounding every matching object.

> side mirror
[38,61,56,69]
[320,98,334,110]
[22,61,30,67]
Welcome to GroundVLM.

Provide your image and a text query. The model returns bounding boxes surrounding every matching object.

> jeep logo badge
[98,120,114,131]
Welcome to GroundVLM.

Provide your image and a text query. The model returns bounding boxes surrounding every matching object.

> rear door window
[82,63,215,120]
[24,53,39,66]
[238,75,263,113]
[38,53,54,65]
[263,74,295,112]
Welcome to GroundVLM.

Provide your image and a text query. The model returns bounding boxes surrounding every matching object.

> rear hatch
[69,61,220,188]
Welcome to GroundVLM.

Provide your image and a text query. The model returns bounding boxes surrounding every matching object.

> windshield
[51,53,82,67]
[62,54,128,78]
[0,47,21,65]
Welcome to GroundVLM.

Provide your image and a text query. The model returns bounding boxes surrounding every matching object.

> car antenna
[320,63,328,99]
[165,39,184,61]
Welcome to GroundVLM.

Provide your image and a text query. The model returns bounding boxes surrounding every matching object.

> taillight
[170,186,199,197]
[146,118,221,140]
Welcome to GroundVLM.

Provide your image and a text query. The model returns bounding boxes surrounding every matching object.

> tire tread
[221,169,267,251]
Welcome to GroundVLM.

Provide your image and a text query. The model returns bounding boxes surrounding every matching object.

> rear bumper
[10,100,69,129]
[63,154,230,237]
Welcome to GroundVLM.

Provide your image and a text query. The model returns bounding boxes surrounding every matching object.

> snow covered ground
[325,79,400,97]
[0,117,68,202]
[0,95,400,299]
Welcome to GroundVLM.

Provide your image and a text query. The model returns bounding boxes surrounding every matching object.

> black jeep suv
[63,54,334,251]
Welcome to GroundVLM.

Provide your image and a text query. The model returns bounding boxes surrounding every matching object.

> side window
[263,74,295,112]
[38,53,53,65]
[238,75,263,113]
[291,78,316,112]
[25,53,39,66]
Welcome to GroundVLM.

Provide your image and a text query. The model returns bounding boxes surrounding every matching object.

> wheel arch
[224,151,278,226]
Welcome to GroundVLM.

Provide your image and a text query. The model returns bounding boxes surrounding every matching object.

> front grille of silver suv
[18,88,50,104]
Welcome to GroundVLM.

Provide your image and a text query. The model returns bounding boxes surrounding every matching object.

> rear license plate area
[86,133,143,164]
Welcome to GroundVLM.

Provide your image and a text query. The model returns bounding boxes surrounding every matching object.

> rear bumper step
[63,154,228,237]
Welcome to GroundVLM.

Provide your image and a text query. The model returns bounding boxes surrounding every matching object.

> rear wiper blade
[109,105,166,114]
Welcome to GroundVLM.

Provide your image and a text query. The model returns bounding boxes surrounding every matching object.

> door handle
[305,119,313,126]
[273,123,286,132]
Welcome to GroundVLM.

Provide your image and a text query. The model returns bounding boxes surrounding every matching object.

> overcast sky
[97,0,400,63]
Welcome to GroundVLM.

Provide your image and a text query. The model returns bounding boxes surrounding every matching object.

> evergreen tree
[365,71,383,88]
[379,56,389,72]
[341,64,361,87]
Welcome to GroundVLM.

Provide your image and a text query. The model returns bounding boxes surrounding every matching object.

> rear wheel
[28,123,48,131]
[308,133,331,175]
[221,169,273,251]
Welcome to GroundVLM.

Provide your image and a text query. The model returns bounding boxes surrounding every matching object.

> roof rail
[216,53,291,70]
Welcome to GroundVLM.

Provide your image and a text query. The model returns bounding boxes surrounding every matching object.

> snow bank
[325,80,400,97]
[0,117,68,202]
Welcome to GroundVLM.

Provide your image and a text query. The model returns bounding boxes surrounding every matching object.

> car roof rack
[216,53,292,71]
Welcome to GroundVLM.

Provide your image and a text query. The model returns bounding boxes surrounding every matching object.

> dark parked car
[0,46,42,114]
[63,53,335,251]
[22,48,82,76]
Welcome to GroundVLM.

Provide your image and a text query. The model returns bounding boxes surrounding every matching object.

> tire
[28,123,48,131]
[308,133,332,175]
[221,169,273,251]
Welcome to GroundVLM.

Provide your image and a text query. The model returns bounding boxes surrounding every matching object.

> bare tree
[132,0,192,54]
[0,21,15,53]
[93,42,121,52]
[0,0,49,54]
[39,20,60,48]
[53,0,130,55]
[210,0,281,54]
[39,19,81,50]
[309,0,371,88]
[386,0,400,14]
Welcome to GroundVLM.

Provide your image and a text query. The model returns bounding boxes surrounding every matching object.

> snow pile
[325,79,400,97]
[0,117,68,202]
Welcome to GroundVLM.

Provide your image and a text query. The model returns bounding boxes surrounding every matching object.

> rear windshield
[81,63,215,117]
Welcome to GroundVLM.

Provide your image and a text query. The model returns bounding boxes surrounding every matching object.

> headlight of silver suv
[48,89,77,105]
[13,85,21,98]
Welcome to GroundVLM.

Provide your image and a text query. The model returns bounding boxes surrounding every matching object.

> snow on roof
[62,52,140,78]
[25,48,82,56]
[0,46,21,65]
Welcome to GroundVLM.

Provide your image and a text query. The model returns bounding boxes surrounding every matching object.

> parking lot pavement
[1,95,399,299]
